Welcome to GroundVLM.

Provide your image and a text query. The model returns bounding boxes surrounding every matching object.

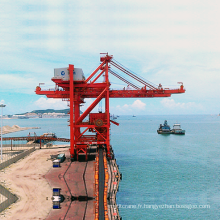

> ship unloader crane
[35,53,185,160]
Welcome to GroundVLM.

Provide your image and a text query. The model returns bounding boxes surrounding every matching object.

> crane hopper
[35,53,185,159]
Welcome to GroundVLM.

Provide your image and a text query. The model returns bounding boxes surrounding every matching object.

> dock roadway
[44,147,120,219]
[45,158,95,219]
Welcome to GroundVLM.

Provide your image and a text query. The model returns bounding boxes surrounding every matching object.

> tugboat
[172,123,185,135]
[157,121,186,135]
[157,120,172,134]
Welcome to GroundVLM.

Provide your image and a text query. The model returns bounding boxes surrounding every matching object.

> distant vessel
[157,120,185,135]
[18,116,29,119]
[172,123,185,135]
[157,120,172,134]
[112,114,117,120]
[132,115,136,117]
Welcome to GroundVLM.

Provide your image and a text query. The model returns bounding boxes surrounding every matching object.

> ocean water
[3,115,220,219]
[3,118,70,145]
[112,115,220,220]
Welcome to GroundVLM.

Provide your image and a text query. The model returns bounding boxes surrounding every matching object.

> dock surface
[45,159,95,219]
[0,145,121,219]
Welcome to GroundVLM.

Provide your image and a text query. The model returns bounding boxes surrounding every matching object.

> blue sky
[0,0,220,115]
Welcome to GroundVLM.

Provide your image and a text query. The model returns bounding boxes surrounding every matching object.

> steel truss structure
[35,53,185,159]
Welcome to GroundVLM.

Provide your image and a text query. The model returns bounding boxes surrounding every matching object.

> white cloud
[115,99,146,114]
[131,100,146,110]
[0,74,38,94]
[33,97,101,113]
[0,0,220,114]
[33,97,68,110]
[161,98,203,110]
[2,0,220,56]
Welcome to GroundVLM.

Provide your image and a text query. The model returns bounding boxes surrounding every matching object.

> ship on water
[172,123,185,134]
[157,120,185,135]
[157,120,172,134]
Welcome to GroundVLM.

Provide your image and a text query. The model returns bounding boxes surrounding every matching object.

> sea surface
[3,115,220,219]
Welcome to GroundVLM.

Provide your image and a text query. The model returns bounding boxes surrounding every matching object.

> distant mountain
[16,109,70,115]
[31,109,70,114]
[16,109,83,115]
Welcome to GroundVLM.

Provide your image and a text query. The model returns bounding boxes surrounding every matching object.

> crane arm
[36,86,186,98]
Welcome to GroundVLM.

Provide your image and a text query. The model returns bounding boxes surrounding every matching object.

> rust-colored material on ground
[94,155,99,220]
[45,159,95,219]
[103,152,109,220]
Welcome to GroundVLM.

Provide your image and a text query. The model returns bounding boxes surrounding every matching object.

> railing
[0,136,70,142]
[94,154,99,220]
[0,147,35,170]
[107,158,121,220]
[103,152,109,220]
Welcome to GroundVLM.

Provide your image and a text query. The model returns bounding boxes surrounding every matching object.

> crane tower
[35,53,185,160]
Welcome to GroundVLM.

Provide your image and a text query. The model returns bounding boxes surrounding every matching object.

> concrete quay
[0,145,121,219]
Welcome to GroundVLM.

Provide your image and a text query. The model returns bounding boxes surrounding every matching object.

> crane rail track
[0,136,70,142]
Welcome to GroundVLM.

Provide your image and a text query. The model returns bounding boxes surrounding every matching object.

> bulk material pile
[1,125,39,135]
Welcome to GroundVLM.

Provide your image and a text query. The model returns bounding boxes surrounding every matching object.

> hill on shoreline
[16,109,70,115]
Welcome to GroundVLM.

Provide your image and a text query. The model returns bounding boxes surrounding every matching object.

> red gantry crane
[35,53,185,160]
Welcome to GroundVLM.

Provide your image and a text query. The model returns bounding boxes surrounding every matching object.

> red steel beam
[69,64,75,157]
[85,61,106,83]
[76,87,108,124]
[36,88,183,98]
[105,63,111,158]
[91,69,106,84]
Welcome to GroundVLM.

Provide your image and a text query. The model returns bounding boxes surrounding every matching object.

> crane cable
[111,59,158,90]
[111,58,158,87]
[109,69,141,90]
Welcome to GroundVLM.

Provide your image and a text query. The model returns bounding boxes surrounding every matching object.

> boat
[157,120,185,135]
[172,123,185,135]
[132,115,136,117]
[112,114,117,120]
[157,120,172,134]
[18,116,29,119]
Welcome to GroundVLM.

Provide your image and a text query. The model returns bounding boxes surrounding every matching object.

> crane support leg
[105,64,111,159]
[69,64,75,158]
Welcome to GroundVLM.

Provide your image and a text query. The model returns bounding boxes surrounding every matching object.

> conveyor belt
[0,136,70,142]
[99,148,105,220]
